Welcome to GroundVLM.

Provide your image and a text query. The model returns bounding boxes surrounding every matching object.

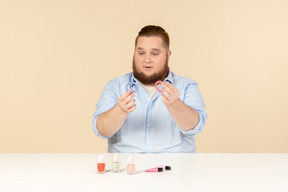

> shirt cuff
[92,113,113,139]
[178,110,206,136]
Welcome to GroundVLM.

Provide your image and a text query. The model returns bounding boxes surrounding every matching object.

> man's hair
[135,25,170,50]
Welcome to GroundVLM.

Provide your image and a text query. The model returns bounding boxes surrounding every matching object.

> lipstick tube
[145,167,163,172]
[157,165,171,171]
[145,165,171,172]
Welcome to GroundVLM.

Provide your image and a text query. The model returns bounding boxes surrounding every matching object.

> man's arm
[161,82,199,131]
[96,90,136,137]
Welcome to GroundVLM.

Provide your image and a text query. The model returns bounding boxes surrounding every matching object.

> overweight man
[93,25,207,153]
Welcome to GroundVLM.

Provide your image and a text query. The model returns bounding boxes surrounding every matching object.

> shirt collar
[163,70,176,84]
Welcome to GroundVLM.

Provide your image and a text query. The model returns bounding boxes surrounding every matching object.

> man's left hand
[161,81,180,106]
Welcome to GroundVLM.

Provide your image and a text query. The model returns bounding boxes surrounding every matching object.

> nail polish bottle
[112,154,120,173]
[97,154,105,174]
[127,156,135,175]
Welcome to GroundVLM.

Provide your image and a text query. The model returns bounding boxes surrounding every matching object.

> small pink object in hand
[155,80,163,93]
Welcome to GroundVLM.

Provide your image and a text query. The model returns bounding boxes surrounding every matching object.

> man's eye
[139,52,144,55]
[152,52,159,56]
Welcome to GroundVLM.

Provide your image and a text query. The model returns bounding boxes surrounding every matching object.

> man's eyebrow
[137,47,161,51]
[151,48,161,52]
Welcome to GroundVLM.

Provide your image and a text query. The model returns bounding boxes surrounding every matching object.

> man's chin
[142,70,154,75]
[133,66,169,85]
[139,72,153,78]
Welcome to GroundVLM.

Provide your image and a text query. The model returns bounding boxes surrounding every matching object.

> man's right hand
[117,89,136,113]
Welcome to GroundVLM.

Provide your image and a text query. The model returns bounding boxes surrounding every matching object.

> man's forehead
[136,36,166,50]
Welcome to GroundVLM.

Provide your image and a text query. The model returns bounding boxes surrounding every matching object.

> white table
[0,153,287,192]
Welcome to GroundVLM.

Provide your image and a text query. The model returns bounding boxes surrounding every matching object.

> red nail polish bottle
[97,154,105,174]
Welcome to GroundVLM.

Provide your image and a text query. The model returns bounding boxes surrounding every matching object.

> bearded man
[93,25,207,153]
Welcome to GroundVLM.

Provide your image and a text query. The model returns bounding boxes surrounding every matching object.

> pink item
[145,167,163,172]
[127,156,135,175]
[155,80,163,93]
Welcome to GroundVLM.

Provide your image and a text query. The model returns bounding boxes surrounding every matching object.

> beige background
[1,0,287,153]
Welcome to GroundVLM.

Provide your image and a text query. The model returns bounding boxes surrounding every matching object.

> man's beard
[132,56,169,86]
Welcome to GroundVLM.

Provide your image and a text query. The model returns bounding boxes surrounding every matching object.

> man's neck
[139,82,156,99]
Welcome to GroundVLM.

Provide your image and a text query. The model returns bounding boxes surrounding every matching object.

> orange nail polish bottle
[97,154,105,174]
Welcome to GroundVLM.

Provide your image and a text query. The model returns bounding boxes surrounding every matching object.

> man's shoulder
[172,72,198,85]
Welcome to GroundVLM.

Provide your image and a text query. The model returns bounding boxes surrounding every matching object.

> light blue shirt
[93,71,207,153]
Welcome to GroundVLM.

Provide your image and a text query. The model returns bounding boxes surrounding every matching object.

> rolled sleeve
[92,81,118,139]
[179,80,207,136]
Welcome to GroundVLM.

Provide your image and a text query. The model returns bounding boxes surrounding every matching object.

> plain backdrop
[1,0,287,153]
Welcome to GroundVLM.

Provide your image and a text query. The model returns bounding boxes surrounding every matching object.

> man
[93,25,207,153]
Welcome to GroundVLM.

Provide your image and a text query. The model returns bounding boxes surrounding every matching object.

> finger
[129,89,135,94]
[126,99,136,109]
[161,94,169,104]
[162,83,176,98]
[163,82,177,93]
[122,93,135,105]
[127,104,136,112]
[119,91,133,102]
[161,90,170,101]
[162,84,174,96]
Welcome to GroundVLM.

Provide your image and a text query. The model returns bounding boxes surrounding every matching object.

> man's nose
[145,54,152,63]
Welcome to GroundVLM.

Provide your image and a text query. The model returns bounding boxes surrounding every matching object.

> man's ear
[167,50,172,60]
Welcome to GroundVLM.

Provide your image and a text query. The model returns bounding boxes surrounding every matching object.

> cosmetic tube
[145,167,163,172]
[157,165,171,171]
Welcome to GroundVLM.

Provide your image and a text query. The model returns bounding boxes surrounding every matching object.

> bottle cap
[128,156,134,164]
[98,154,104,163]
[165,166,171,170]
[113,154,118,162]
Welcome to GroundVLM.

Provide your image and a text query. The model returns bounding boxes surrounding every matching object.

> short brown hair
[135,25,170,50]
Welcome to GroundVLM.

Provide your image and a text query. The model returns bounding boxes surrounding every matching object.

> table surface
[0,153,287,192]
